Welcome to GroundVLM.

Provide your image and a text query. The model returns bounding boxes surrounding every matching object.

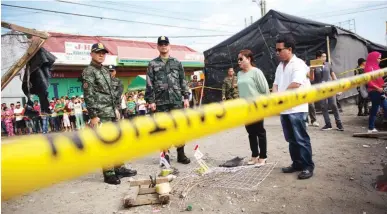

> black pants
[245,120,267,159]
[156,104,186,155]
[100,117,125,177]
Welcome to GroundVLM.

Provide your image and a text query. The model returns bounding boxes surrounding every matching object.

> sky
[1,0,387,53]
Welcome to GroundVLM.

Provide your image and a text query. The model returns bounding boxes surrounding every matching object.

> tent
[128,75,146,91]
[203,9,387,103]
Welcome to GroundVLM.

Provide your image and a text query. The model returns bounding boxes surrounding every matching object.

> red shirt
[33,105,41,114]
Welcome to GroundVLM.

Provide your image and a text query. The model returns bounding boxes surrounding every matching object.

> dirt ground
[2,105,387,214]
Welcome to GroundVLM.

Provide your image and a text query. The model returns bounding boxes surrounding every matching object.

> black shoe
[114,166,137,178]
[298,169,313,180]
[357,112,364,116]
[103,173,121,185]
[282,165,302,173]
[177,153,191,164]
[321,124,332,131]
[336,124,344,131]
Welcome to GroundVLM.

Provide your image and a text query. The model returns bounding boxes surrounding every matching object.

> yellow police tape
[2,68,387,200]
[338,58,387,76]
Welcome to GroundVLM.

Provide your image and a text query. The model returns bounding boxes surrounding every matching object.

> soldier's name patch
[83,82,88,89]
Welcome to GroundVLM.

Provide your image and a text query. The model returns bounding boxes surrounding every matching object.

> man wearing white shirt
[272,35,314,180]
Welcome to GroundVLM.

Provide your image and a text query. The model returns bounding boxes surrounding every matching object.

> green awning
[127,75,146,91]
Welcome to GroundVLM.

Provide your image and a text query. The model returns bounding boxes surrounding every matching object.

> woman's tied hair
[239,49,256,67]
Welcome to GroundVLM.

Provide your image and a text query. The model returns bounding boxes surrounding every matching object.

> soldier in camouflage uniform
[222,67,239,100]
[82,43,137,185]
[145,36,191,165]
[107,65,123,112]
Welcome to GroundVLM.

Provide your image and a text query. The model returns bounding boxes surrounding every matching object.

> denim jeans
[1,120,7,134]
[75,113,85,129]
[319,95,342,126]
[50,117,57,132]
[368,91,387,130]
[41,116,49,133]
[32,117,41,133]
[280,112,314,171]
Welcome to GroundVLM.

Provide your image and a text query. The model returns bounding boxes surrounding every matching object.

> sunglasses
[276,47,288,53]
[158,43,169,46]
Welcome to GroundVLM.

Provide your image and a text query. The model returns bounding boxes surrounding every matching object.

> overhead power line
[305,4,387,18]
[56,0,238,27]
[1,4,234,33]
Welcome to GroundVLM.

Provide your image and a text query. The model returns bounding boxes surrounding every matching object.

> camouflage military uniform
[111,76,123,111]
[82,61,135,184]
[145,56,191,164]
[82,62,117,120]
[222,76,239,100]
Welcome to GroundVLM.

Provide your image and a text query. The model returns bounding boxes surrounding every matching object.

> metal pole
[250,16,253,25]
[326,36,331,64]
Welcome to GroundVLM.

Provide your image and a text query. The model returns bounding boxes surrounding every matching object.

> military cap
[107,65,116,71]
[91,43,109,53]
[157,36,169,45]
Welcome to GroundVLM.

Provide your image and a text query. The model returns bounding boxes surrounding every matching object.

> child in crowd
[127,95,137,119]
[137,93,147,116]
[63,110,71,132]
[4,107,14,137]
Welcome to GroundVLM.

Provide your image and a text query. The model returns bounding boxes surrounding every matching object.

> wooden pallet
[353,131,387,139]
[123,177,171,208]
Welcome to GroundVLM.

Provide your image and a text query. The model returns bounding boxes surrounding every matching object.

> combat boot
[177,146,191,164]
[114,166,137,178]
[103,171,120,185]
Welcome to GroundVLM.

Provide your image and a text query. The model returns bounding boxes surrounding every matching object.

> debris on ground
[123,176,173,208]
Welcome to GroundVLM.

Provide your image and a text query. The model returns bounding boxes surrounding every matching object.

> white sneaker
[247,157,258,165]
[368,129,378,133]
[312,122,320,127]
[255,159,267,167]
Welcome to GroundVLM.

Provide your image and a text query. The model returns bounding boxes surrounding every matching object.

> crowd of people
[0,91,152,137]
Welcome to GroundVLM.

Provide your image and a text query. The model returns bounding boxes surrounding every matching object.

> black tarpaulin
[203,9,387,104]
[22,47,56,114]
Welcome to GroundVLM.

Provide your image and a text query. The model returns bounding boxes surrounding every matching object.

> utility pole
[252,0,266,17]
[250,16,253,25]
[245,18,247,27]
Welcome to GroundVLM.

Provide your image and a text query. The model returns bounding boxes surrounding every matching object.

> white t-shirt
[68,102,74,110]
[273,55,309,114]
[74,103,83,114]
[137,99,147,111]
[14,107,23,121]
[121,95,127,109]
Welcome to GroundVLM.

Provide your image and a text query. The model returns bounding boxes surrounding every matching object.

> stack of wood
[123,177,173,208]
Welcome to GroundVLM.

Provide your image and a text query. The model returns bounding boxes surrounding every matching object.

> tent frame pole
[326,36,331,64]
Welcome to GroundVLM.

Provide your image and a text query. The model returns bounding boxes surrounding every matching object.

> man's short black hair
[276,35,296,52]
[316,50,325,58]
[357,58,366,67]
